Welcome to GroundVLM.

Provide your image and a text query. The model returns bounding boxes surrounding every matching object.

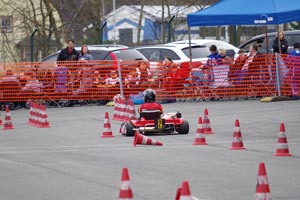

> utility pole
[113,0,116,45]
[30,27,38,62]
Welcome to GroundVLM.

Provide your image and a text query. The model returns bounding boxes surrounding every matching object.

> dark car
[238,30,300,53]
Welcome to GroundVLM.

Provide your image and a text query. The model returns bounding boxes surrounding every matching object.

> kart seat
[140,109,162,120]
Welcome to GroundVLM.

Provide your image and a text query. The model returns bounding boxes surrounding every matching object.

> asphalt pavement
[0,100,299,200]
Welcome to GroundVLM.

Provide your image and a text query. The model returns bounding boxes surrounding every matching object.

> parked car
[238,30,300,54]
[136,43,210,64]
[40,45,145,64]
[167,39,239,58]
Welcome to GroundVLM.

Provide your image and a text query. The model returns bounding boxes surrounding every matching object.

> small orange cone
[101,112,114,138]
[119,98,127,122]
[203,108,213,134]
[180,181,192,200]
[113,96,120,120]
[254,162,271,200]
[193,117,207,145]
[133,131,163,146]
[0,112,2,126]
[27,101,34,125]
[174,187,181,200]
[37,104,51,128]
[119,168,133,200]
[3,105,14,130]
[230,119,246,150]
[127,99,137,120]
[274,122,291,156]
[34,103,43,127]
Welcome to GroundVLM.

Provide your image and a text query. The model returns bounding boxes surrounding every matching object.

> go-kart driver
[138,89,163,114]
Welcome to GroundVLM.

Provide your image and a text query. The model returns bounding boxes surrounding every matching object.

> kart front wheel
[124,122,135,137]
[178,120,189,134]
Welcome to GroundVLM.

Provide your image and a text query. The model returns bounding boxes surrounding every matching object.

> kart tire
[124,122,135,137]
[178,120,189,134]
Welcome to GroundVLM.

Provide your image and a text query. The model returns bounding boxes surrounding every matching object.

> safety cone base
[3,126,14,130]
[273,152,291,156]
[193,140,207,145]
[101,134,115,138]
[230,146,246,150]
[193,142,207,145]
[38,125,51,128]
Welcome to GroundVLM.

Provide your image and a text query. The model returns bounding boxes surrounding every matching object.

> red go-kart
[120,110,189,136]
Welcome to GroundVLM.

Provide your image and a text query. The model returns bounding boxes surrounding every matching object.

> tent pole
[188,26,192,64]
[275,53,281,96]
[265,25,269,54]
[276,25,282,54]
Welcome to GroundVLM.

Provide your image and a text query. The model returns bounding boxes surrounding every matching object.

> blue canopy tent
[186,0,300,99]
[187,0,300,26]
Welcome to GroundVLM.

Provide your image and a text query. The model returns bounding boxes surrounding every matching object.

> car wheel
[178,120,189,134]
[124,122,135,137]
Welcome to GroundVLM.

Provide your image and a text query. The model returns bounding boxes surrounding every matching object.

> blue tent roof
[187,0,300,27]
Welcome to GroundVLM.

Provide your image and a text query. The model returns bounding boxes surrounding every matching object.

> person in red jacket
[138,89,163,114]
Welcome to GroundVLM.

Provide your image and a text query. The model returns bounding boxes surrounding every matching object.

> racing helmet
[143,89,156,103]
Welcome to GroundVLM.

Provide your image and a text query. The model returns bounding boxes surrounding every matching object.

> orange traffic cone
[37,104,51,128]
[34,103,43,127]
[133,131,163,146]
[119,168,133,200]
[254,162,271,200]
[127,99,137,120]
[274,122,291,156]
[27,101,34,125]
[180,181,192,200]
[174,187,181,200]
[203,108,213,134]
[0,112,2,126]
[193,117,207,145]
[3,105,14,130]
[119,98,127,122]
[113,96,120,120]
[101,112,114,138]
[230,119,246,150]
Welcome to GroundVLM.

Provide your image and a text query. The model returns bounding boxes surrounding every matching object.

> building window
[0,16,13,33]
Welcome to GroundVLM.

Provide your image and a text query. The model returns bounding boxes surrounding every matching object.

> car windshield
[203,41,237,51]
[89,50,110,60]
[110,49,146,61]
[181,46,210,59]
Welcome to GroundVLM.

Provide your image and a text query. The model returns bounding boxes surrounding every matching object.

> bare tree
[0,0,63,62]
[137,0,145,45]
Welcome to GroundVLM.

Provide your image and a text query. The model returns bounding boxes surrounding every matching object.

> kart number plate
[155,119,165,129]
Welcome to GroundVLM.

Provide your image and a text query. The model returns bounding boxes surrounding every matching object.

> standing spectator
[288,42,300,100]
[272,31,288,54]
[57,39,80,62]
[57,39,80,91]
[79,45,93,61]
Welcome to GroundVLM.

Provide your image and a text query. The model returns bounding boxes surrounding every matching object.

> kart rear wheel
[124,122,135,137]
[178,120,189,134]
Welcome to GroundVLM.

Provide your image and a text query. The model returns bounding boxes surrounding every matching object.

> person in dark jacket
[57,39,80,61]
[57,39,80,106]
[272,31,288,54]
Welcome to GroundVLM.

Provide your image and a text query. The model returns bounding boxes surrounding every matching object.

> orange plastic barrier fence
[0,54,299,104]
